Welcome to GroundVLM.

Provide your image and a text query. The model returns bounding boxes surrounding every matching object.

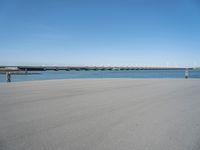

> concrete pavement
[0,79,200,150]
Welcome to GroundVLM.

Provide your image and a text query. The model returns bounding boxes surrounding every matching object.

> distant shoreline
[0,71,41,75]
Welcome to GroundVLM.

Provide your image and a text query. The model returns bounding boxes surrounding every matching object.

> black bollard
[6,72,11,82]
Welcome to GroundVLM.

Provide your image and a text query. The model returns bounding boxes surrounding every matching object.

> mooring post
[185,68,189,79]
[6,72,11,82]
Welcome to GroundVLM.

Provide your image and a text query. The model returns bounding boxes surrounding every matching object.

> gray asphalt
[0,79,200,150]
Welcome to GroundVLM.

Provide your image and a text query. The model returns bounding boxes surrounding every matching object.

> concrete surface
[0,79,200,150]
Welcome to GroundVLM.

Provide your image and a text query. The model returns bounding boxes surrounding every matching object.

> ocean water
[0,70,200,82]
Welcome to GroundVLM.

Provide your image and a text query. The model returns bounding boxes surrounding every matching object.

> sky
[0,0,200,67]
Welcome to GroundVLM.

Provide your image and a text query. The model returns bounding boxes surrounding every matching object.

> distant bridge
[0,66,194,72]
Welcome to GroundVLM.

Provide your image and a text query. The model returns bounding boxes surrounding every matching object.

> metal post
[6,72,11,82]
[185,68,189,79]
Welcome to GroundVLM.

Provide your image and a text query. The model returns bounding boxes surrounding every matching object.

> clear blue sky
[0,0,200,67]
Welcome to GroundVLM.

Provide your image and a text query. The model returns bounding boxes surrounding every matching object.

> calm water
[0,70,200,82]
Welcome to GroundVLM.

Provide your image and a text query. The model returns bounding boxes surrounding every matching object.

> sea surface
[0,70,200,82]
